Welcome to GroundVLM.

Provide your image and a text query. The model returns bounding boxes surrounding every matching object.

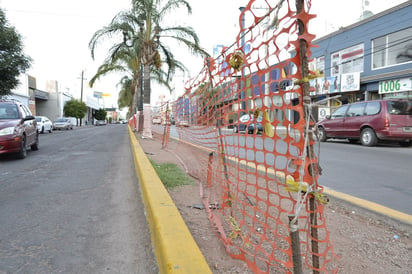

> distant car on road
[152,117,161,124]
[316,99,412,146]
[53,118,73,130]
[176,120,189,127]
[233,113,264,134]
[95,120,107,126]
[35,116,53,133]
[0,100,39,159]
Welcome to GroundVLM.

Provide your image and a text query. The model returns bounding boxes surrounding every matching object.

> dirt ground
[137,132,411,273]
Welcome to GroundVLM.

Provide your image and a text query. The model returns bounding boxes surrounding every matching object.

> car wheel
[399,140,412,147]
[41,126,44,134]
[49,127,52,133]
[31,132,39,151]
[66,126,69,130]
[317,127,327,142]
[360,128,378,146]
[233,126,238,133]
[16,135,27,159]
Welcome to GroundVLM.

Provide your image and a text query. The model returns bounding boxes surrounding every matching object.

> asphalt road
[162,125,412,215]
[0,125,157,273]
[317,139,412,215]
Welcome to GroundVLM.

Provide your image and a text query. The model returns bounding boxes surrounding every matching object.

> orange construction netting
[154,0,338,272]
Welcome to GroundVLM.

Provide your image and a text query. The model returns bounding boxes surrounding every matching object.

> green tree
[89,0,208,137]
[63,99,87,126]
[0,8,31,97]
[117,76,133,114]
[94,108,107,121]
[89,37,174,118]
[129,0,209,137]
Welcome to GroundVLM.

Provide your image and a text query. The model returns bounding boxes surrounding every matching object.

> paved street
[0,125,157,273]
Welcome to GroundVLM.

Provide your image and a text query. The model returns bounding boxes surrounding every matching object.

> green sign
[379,77,412,94]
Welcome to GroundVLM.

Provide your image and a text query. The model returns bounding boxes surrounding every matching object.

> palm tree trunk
[132,83,139,115]
[142,63,152,138]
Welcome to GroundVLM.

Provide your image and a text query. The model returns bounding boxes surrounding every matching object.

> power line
[3,8,113,19]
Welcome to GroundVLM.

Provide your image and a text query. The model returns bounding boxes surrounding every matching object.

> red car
[316,99,412,147]
[0,100,39,159]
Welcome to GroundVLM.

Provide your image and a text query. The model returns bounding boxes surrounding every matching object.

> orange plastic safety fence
[157,0,338,272]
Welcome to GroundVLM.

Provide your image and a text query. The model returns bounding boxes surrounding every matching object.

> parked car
[53,118,73,130]
[35,116,53,133]
[316,99,412,146]
[152,117,161,124]
[233,113,264,134]
[0,100,39,159]
[95,120,107,126]
[176,119,189,127]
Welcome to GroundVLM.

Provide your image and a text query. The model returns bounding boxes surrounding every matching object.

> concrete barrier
[128,126,211,273]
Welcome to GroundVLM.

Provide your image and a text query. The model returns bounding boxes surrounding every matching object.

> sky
[0,0,408,107]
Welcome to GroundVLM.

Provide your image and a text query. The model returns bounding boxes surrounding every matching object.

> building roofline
[313,1,412,43]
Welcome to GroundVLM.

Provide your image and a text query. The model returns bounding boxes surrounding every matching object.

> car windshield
[56,118,67,122]
[35,117,41,122]
[239,114,263,123]
[0,105,19,119]
[387,101,412,115]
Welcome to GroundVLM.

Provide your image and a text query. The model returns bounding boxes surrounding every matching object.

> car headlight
[0,127,16,136]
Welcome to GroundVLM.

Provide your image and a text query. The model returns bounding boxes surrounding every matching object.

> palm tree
[89,0,208,137]
[117,76,133,115]
[89,41,176,122]
[126,0,209,138]
[89,11,145,118]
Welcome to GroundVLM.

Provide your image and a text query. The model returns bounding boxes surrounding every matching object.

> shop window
[372,27,412,69]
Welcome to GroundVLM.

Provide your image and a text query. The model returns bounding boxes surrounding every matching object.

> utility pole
[78,70,87,126]
[79,70,87,103]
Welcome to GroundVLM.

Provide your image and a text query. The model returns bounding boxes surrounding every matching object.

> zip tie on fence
[294,70,323,85]
[291,99,319,220]
[284,175,329,205]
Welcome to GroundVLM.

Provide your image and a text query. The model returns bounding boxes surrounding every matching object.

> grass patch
[150,160,193,189]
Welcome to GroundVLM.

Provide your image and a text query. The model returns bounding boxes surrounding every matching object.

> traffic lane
[0,124,157,273]
[224,134,412,215]
[317,140,412,215]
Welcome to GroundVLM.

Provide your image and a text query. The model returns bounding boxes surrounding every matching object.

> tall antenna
[360,0,374,20]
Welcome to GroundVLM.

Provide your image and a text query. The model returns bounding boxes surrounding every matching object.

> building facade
[309,1,412,120]
[6,74,105,124]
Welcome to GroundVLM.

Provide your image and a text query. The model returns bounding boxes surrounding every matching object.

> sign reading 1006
[379,77,412,94]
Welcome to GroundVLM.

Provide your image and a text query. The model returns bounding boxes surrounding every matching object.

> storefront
[378,76,412,100]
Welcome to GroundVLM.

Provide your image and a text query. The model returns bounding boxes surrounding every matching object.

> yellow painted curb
[323,187,412,225]
[128,126,212,274]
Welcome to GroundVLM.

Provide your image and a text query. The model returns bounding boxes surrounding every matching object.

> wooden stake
[289,216,303,274]
[296,0,320,272]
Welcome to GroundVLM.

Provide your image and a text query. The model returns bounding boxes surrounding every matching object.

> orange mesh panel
[156,0,338,272]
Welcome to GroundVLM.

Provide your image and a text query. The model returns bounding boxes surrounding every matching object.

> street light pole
[80,70,84,102]
[78,70,87,126]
